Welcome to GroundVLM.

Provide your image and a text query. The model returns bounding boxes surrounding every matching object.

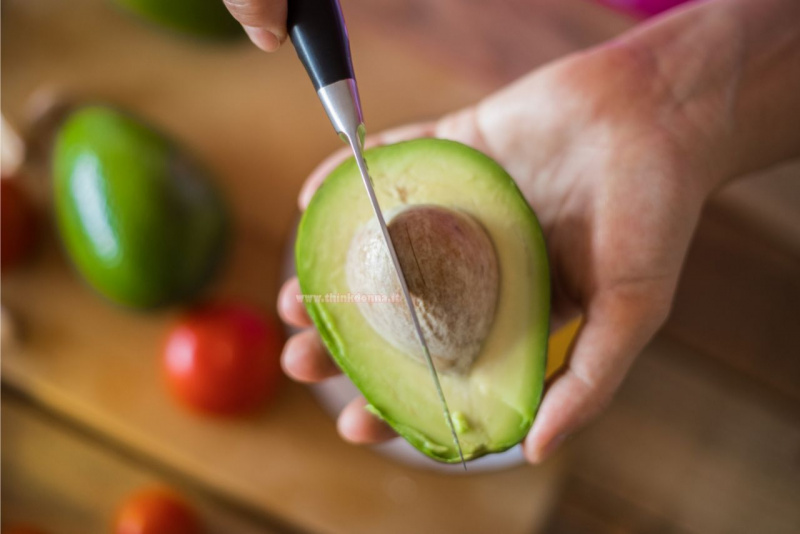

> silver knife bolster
[317,78,365,147]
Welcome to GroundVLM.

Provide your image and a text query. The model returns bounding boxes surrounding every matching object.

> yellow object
[546,317,582,379]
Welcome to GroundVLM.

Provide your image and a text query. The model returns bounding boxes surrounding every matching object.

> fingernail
[279,338,296,375]
[536,433,568,463]
[243,26,281,52]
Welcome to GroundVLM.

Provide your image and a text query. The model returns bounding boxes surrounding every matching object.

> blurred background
[2,0,799,532]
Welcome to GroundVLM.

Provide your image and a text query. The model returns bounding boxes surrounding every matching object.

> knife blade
[287,0,467,468]
[347,130,468,470]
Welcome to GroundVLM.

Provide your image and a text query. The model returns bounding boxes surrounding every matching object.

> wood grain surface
[2,393,284,534]
[2,0,603,532]
[553,334,800,534]
[5,0,799,533]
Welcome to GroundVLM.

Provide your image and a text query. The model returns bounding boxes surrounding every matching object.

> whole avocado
[53,106,228,309]
[112,0,242,39]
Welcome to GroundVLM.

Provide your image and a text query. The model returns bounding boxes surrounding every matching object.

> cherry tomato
[1,178,39,272]
[115,488,201,534]
[163,302,284,415]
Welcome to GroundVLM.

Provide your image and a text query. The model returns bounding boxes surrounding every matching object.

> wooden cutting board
[3,0,628,531]
[2,393,279,534]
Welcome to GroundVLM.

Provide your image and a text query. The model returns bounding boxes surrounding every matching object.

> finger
[337,397,397,444]
[277,277,312,328]
[524,285,671,463]
[298,121,438,210]
[223,0,287,52]
[281,329,341,383]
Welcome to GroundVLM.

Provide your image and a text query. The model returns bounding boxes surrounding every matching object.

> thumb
[524,284,672,463]
[223,0,287,52]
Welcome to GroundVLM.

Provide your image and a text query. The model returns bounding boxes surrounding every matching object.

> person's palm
[279,47,709,462]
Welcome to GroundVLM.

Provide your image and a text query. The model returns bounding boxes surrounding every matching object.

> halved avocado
[296,139,549,462]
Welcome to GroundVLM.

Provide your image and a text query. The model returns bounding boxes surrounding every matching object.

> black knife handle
[287,0,355,91]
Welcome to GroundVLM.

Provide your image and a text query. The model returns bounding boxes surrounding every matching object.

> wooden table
[3,0,619,532]
[4,0,799,533]
[2,393,278,534]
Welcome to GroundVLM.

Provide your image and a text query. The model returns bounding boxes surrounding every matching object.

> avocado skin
[112,0,242,39]
[296,139,550,463]
[53,106,228,309]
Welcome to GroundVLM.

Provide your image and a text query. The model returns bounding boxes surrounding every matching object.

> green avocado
[296,139,550,462]
[53,106,228,309]
[112,0,242,39]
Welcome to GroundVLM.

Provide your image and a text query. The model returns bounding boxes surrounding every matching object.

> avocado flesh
[53,106,228,309]
[296,139,549,462]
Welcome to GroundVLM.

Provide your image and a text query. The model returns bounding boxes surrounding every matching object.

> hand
[278,0,800,463]
[278,44,716,461]
[223,0,287,52]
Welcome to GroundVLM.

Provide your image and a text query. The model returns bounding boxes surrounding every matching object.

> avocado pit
[346,205,499,374]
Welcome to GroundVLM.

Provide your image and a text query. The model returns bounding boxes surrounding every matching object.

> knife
[287,0,467,469]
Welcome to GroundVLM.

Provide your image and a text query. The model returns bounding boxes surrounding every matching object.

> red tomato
[163,302,284,415]
[1,179,39,272]
[115,488,201,534]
